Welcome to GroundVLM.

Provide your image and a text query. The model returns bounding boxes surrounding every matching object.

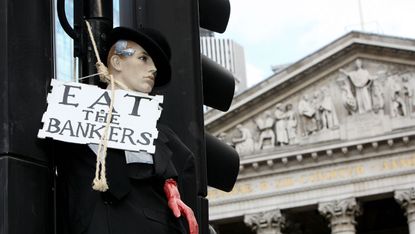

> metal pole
[80,0,113,86]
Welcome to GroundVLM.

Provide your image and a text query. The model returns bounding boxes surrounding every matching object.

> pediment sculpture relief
[337,59,415,118]
[274,103,297,146]
[284,103,298,145]
[320,86,340,130]
[339,59,374,114]
[219,103,300,156]
[298,87,339,136]
[255,111,276,150]
[218,90,341,155]
[390,74,415,118]
[298,94,318,136]
[215,59,415,156]
[371,80,385,115]
[231,125,255,155]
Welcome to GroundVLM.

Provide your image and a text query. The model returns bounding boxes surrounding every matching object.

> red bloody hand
[164,179,199,234]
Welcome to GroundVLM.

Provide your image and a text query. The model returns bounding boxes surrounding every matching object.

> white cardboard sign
[38,79,163,153]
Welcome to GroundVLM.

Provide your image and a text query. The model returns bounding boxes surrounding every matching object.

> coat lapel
[153,129,173,177]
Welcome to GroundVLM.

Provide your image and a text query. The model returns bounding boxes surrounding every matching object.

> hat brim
[105,27,171,87]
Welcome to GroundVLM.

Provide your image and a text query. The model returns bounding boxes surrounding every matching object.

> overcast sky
[216,0,415,87]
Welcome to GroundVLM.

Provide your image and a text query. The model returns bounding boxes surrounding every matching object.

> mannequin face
[111,41,157,93]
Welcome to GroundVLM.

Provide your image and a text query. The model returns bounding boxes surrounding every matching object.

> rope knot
[96,61,111,83]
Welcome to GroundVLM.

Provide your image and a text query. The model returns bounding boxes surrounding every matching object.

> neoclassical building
[205,31,415,234]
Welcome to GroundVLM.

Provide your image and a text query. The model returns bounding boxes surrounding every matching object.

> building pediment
[206,31,415,158]
[205,32,415,222]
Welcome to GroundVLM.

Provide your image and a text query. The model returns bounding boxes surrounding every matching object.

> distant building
[200,30,247,94]
[206,31,415,234]
[200,28,214,37]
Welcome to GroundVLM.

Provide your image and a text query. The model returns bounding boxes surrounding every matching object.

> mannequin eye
[138,55,148,62]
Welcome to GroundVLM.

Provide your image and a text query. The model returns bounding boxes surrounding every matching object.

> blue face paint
[114,40,136,57]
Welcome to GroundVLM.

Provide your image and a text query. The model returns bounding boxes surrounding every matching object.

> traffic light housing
[205,133,239,192]
[202,52,239,192]
[202,55,235,111]
[199,0,231,33]
[199,0,240,193]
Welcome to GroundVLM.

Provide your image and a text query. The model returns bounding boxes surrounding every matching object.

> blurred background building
[205,31,415,234]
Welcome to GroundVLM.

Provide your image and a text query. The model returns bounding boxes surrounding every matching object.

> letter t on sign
[124,93,151,117]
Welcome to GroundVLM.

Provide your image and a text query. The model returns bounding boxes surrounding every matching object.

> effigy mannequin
[56,26,198,234]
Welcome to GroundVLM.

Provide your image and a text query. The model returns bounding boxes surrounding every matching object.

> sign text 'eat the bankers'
[38,79,163,153]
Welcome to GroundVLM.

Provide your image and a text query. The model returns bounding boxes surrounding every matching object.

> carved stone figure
[217,132,232,146]
[339,59,373,113]
[319,86,339,129]
[298,94,318,135]
[285,103,297,144]
[274,103,288,146]
[312,90,323,130]
[255,111,276,150]
[371,81,385,115]
[217,132,227,142]
[402,75,414,115]
[337,78,358,115]
[232,124,255,155]
[391,81,407,117]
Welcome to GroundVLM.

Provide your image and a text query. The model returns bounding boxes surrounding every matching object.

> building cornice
[238,129,415,179]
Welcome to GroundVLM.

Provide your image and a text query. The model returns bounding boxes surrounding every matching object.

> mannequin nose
[149,68,157,77]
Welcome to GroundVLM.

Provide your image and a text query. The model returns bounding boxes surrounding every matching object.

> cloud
[218,0,415,87]
[246,63,267,87]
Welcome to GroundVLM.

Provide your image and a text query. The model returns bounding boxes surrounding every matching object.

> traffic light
[119,0,239,233]
[200,0,240,193]
[202,52,239,192]
[199,0,231,33]
[0,0,54,233]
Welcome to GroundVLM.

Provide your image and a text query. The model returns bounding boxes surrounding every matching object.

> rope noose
[85,20,115,192]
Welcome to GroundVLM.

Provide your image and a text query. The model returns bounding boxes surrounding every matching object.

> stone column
[244,209,285,234]
[318,198,361,234]
[395,188,415,234]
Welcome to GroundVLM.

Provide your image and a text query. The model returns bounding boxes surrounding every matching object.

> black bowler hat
[105,27,172,87]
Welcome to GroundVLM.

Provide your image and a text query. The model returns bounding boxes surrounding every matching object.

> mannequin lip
[144,75,155,82]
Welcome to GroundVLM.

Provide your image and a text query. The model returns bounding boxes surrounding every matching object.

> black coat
[56,124,195,234]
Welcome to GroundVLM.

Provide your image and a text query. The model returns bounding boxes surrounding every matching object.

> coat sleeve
[159,125,197,208]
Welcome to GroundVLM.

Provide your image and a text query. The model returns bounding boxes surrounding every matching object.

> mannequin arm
[164,178,199,234]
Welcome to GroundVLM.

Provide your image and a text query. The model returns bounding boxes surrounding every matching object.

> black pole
[79,0,113,86]
[0,0,54,233]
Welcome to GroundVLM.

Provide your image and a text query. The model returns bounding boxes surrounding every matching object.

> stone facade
[205,32,415,234]
[216,58,415,156]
